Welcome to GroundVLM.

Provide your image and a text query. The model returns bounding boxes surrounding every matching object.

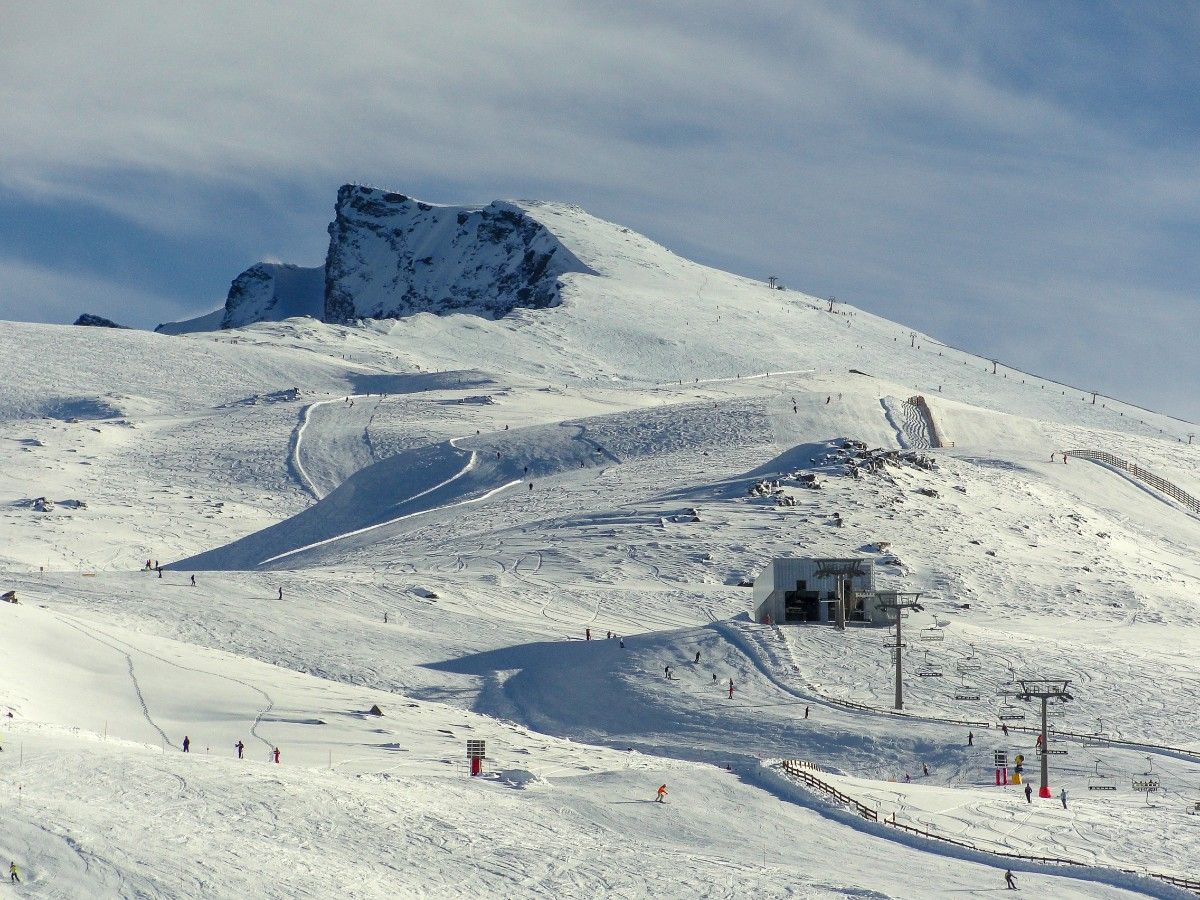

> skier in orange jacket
[655,784,668,803]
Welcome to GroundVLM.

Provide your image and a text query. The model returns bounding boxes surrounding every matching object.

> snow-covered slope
[2,190,1199,899]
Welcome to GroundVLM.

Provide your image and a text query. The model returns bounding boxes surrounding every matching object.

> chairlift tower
[1016,678,1073,798]
[875,592,924,710]
[814,559,867,631]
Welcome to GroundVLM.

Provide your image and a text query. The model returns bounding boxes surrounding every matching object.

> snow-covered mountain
[3,189,1199,899]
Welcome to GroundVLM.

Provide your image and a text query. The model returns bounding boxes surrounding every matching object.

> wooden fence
[1065,450,1200,516]
[779,759,1200,894]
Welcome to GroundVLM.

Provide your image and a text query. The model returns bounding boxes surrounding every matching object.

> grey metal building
[752,557,882,625]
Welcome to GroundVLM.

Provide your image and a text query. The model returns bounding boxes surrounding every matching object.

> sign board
[466,740,486,760]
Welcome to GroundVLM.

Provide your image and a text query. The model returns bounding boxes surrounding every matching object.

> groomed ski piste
[2,193,1199,898]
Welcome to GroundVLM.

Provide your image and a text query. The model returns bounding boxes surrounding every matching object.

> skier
[157,566,163,579]
[1024,783,1032,803]
[1001,723,1009,736]
[728,678,734,700]
[278,587,283,601]
[383,612,388,624]
[968,730,974,746]
[655,784,668,803]
[664,665,673,680]
[619,638,624,649]
[1035,734,1043,749]
[9,862,18,883]
[182,735,190,753]
[190,574,196,587]
[1005,869,1017,890]
[804,706,810,719]
[904,773,911,783]
[825,396,830,404]
[694,650,701,664]
[923,764,929,777]
[528,483,533,491]
[235,740,244,759]
[1059,787,1068,809]
[585,628,591,641]
[273,747,281,764]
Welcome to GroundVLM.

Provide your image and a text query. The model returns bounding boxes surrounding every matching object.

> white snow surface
[2,197,1199,899]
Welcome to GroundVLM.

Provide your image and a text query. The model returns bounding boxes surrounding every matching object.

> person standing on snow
[967,731,974,746]
[190,574,196,587]
[235,740,244,759]
[585,628,591,641]
[1059,787,1068,809]
[182,736,190,753]
[277,587,283,601]
[728,678,734,700]
[655,784,667,803]
[1004,869,1017,890]
[273,747,281,764]
[10,861,19,883]
[694,650,701,664]
[1024,783,1033,803]
[804,706,810,719]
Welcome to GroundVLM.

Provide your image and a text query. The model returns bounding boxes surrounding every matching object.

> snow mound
[487,768,545,789]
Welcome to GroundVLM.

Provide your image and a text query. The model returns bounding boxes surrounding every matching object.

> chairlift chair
[998,703,1025,721]
[1088,758,1117,791]
[953,675,980,701]
[916,650,943,678]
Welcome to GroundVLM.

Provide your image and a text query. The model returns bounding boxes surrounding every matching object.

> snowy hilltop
[3,187,1200,898]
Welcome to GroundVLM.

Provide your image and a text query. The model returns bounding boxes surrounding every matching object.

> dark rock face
[323,185,588,324]
[73,314,126,328]
[221,263,325,329]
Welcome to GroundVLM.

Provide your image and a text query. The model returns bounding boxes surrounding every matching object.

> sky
[2,1,1197,421]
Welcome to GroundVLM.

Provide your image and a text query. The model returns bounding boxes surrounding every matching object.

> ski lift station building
[753,557,882,625]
